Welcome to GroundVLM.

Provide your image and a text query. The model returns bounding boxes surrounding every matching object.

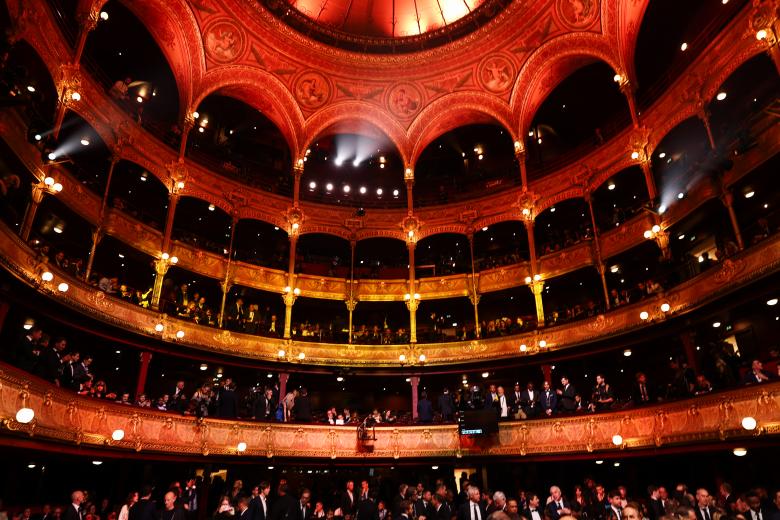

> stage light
[57,282,69,292]
[537,138,542,144]
[595,460,604,465]
[111,429,125,441]
[177,181,185,189]
[652,225,661,233]
[41,271,53,282]
[161,253,170,260]
[716,92,727,101]
[550,207,556,213]
[16,408,34,423]
[23,319,35,330]
[741,417,757,431]
[53,225,63,234]
[176,330,185,338]
[352,160,360,167]
[610,265,619,273]
[192,111,199,119]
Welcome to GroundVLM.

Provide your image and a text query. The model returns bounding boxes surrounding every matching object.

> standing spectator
[438,388,455,422]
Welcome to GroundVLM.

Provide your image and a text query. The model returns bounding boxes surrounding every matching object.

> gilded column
[586,193,610,309]
[514,142,528,190]
[20,183,46,242]
[151,190,180,310]
[346,239,357,344]
[406,240,419,344]
[178,112,196,160]
[639,161,657,202]
[467,232,480,338]
[283,233,298,339]
[218,217,238,328]
[85,154,119,281]
[73,1,105,65]
[529,279,545,327]
[410,376,420,420]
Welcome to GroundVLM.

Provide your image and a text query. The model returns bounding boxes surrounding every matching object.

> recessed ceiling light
[745,191,755,199]
[607,182,616,190]
[767,298,778,306]
[712,321,721,328]
[716,92,727,101]
[680,42,688,51]
[658,152,666,158]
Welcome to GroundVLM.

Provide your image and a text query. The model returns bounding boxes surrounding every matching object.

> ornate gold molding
[0,364,777,459]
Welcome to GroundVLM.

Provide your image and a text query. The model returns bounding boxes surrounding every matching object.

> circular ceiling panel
[262,0,511,53]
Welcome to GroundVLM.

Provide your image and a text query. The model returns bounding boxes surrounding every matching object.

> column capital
[282,292,298,307]
[345,298,358,312]
[404,167,414,181]
[293,158,305,177]
[154,259,171,276]
[529,280,545,296]
[405,297,420,312]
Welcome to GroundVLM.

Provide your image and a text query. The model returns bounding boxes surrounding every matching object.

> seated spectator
[109,77,132,100]
[742,359,776,385]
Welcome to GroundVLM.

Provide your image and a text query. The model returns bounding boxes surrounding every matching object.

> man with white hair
[488,492,507,514]
[545,486,572,520]
[62,491,84,520]
[458,486,487,520]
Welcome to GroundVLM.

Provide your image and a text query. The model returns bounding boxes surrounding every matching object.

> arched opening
[188,95,292,194]
[158,266,223,323]
[650,117,712,214]
[297,233,351,277]
[107,160,169,231]
[707,53,780,148]
[591,166,650,232]
[354,237,407,279]
[417,297,474,343]
[89,235,155,295]
[0,40,59,128]
[290,297,348,342]
[478,286,536,336]
[82,1,180,140]
[526,62,629,178]
[171,197,232,256]
[603,241,665,310]
[415,124,517,206]
[352,301,409,344]
[534,198,590,256]
[542,267,605,327]
[301,132,405,208]
[633,0,748,107]
[224,285,286,338]
[415,233,469,277]
[233,219,289,270]
[45,112,111,196]
[472,221,529,270]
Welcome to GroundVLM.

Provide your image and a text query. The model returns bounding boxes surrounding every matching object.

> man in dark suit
[744,493,769,520]
[438,388,455,422]
[397,501,413,520]
[509,384,524,417]
[540,381,557,416]
[62,491,84,520]
[457,487,487,520]
[130,486,158,520]
[226,298,246,331]
[270,483,296,520]
[418,392,434,423]
[607,490,623,520]
[392,485,409,518]
[297,489,312,520]
[557,377,577,412]
[545,486,573,520]
[742,360,776,385]
[35,337,65,385]
[250,482,271,520]
[523,494,543,520]
[237,498,253,520]
[294,388,312,422]
[340,481,357,518]
[170,381,188,413]
[253,389,276,421]
[483,385,499,411]
[356,492,378,520]
[631,373,655,406]
[16,327,43,373]
[217,378,238,418]
[693,489,716,520]
[162,491,187,520]
[415,490,435,519]
[431,494,450,520]
[520,382,540,418]
[647,486,664,520]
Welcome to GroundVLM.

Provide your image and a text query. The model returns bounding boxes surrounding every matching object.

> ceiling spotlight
[767,298,778,306]
[336,376,344,382]
[680,42,688,51]
[733,447,747,457]
[325,183,333,191]
[16,407,34,424]
[111,429,124,441]
[208,204,215,211]
[343,185,351,193]
[713,321,721,328]
[100,11,109,20]
[376,188,383,196]
[607,182,616,190]
[623,349,632,357]
[716,92,727,101]
[176,330,185,338]
[57,282,69,292]
[658,152,666,159]
[741,416,757,431]
[359,186,367,194]
[745,191,755,199]
[612,434,623,446]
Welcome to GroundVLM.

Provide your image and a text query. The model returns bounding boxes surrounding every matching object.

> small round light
[309,181,316,189]
[237,442,247,452]
[482,372,489,378]
[16,407,34,424]
[277,349,286,358]
[767,298,778,306]
[712,322,721,328]
[27,85,36,92]
[756,29,768,41]
[41,271,53,282]
[677,192,685,200]
[418,354,426,362]
[336,376,344,382]
[745,191,755,199]
[70,91,81,101]
[326,183,333,191]
[161,253,170,260]
[741,417,757,431]
[111,429,125,441]
[136,96,143,103]
[393,189,399,196]
[57,282,69,292]
[359,186,367,194]
[154,323,164,332]
[660,303,671,312]
[34,134,42,141]
[431,465,439,470]
[208,203,215,211]
[630,151,639,160]
[623,349,632,357]
[716,92,727,101]
[293,287,301,296]
[177,181,185,190]
[47,152,56,161]
[639,311,649,320]
[413,293,420,300]
[192,111,200,119]
[652,224,661,233]
[533,274,541,281]
[200,364,208,371]
[607,182,616,190]
[595,460,604,465]
[680,42,688,51]
[524,276,532,284]
[80,138,90,146]
[399,354,407,362]
[613,74,622,83]
[519,344,527,352]
[92,460,103,466]
[376,188,384,196]
[658,152,666,159]
[343,185,351,193]
[613,462,621,467]
[733,447,748,457]
[298,352,306,360]
[53,183,63,192]
[176,330,185,338]
[612,434,623,446]
[539,340,547,348]
[170,256,178,264]
[99,11,108,20]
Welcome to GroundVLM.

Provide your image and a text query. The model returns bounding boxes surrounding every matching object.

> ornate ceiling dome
[263,0,510,52]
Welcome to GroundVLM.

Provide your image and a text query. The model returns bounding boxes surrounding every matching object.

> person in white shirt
[118,493,139,520]
[496,386,509,420]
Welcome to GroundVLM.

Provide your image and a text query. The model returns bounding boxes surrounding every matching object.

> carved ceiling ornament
[293,70,332,110]
[204,18,246,64]
[477,54,516,94]
[556,0,601,30]
[386,83,424,119]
